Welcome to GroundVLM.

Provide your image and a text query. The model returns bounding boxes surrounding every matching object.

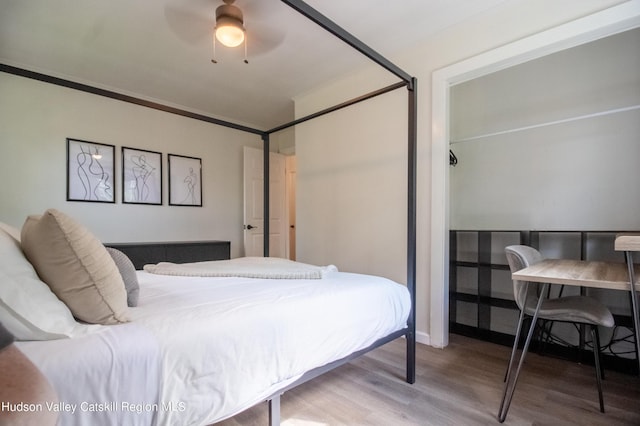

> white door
[243,146,287,257]
[286,156,297,261]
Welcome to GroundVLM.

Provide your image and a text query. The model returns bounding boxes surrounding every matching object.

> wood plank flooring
[216,334,640,425]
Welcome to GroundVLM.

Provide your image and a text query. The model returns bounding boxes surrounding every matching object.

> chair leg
[539,286,564,354]
[538,319,554,354]
[597,327,605,381]
[591,325,605,413]
[533,319,545,354]
[498,284,548,423]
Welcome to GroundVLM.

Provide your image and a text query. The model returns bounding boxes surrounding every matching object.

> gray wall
[450,28,640,231]
[0,73,262,257]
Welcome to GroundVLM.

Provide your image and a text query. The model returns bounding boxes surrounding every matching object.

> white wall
[271,126,296,155]
[295,90,407,283]
[293,0,628,344]
[0,73,262,257]
[450,28,640,230]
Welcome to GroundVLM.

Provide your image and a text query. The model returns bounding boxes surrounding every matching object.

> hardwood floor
[216,334,640,425]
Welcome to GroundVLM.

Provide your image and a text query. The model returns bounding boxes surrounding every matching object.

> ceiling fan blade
[164,0,212,46]
[164,0,287,55]
[241,0,281,20]
[246,22,286,56]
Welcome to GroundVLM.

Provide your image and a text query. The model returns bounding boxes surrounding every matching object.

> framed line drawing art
[66,138,115,203]
[122,147,162,205]
[168,154,202,207]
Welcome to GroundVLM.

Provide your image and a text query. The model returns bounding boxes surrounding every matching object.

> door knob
[245,224,257,230]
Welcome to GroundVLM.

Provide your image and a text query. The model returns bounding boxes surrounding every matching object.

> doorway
[286,155,297,260]
[429,4,640,348]
[243,146,287,258]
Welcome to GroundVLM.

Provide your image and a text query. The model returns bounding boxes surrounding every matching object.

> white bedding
[143,256,337,279]
[18,268,410,426]
[17,323,161,426]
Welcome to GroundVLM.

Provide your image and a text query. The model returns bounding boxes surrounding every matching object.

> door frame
[244,146,288,257]
[285,155,297,260]
[429,3,640,348]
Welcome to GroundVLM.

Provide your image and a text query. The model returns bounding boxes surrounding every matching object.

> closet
[448,27,640,373]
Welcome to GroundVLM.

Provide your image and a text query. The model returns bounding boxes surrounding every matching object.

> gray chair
[498,245,615,422]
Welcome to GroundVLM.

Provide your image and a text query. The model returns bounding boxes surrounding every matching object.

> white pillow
[0,222,21,241]
[21,209,129,325]
[0,228,94,340]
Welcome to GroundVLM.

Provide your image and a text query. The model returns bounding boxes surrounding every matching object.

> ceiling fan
[213,0,247,63]
[164,0,286,63]
[215,0,245,48]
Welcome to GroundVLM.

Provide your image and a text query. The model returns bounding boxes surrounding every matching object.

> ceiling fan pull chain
[211,34,218,64]
[244,33,248,64]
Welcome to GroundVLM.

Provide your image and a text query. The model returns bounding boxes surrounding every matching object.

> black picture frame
[168,154,202,207]
[122,147,162,205]
[66,138,116,203]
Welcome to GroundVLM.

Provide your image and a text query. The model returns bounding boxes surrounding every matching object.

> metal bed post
[280,0,413,83]
[0,64,265,136]
[281,0,418,386]
[262,133,270,257]
[406,77,417,384]
[268,394,281,426]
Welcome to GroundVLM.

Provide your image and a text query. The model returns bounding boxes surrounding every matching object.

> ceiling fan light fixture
[216,18,245,47]
[215,3,245,48]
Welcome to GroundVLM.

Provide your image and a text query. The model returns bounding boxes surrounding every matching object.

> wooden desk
[512,259,640,291]
[513,257,640,374]
[500,255,640,422]
[615,233,640,252]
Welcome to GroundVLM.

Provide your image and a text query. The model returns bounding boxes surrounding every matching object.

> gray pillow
[105,247,139,307]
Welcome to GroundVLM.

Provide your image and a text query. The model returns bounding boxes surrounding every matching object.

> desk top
[615,233,640,251]
[512,259,640,291]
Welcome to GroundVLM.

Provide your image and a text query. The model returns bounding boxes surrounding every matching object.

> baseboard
[416,330,430,346]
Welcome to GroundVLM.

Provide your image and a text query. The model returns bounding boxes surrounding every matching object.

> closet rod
[450,104,640,144]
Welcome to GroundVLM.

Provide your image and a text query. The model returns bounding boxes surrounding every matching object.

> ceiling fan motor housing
[216,3,244,26]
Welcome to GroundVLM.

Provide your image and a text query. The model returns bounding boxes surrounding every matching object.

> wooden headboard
[105,240,230,270]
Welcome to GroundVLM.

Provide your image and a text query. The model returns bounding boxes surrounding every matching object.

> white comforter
[17,323,161,426]
[143,256,338,279]
[19,269,410,426]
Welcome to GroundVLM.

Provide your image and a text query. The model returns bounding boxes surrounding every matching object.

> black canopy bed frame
[0,1,417,424]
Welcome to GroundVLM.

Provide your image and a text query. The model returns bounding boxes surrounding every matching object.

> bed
[1,2,418,424]
[1,211,411,425]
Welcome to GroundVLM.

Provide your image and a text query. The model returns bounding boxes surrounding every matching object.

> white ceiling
[0,0,511,130]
